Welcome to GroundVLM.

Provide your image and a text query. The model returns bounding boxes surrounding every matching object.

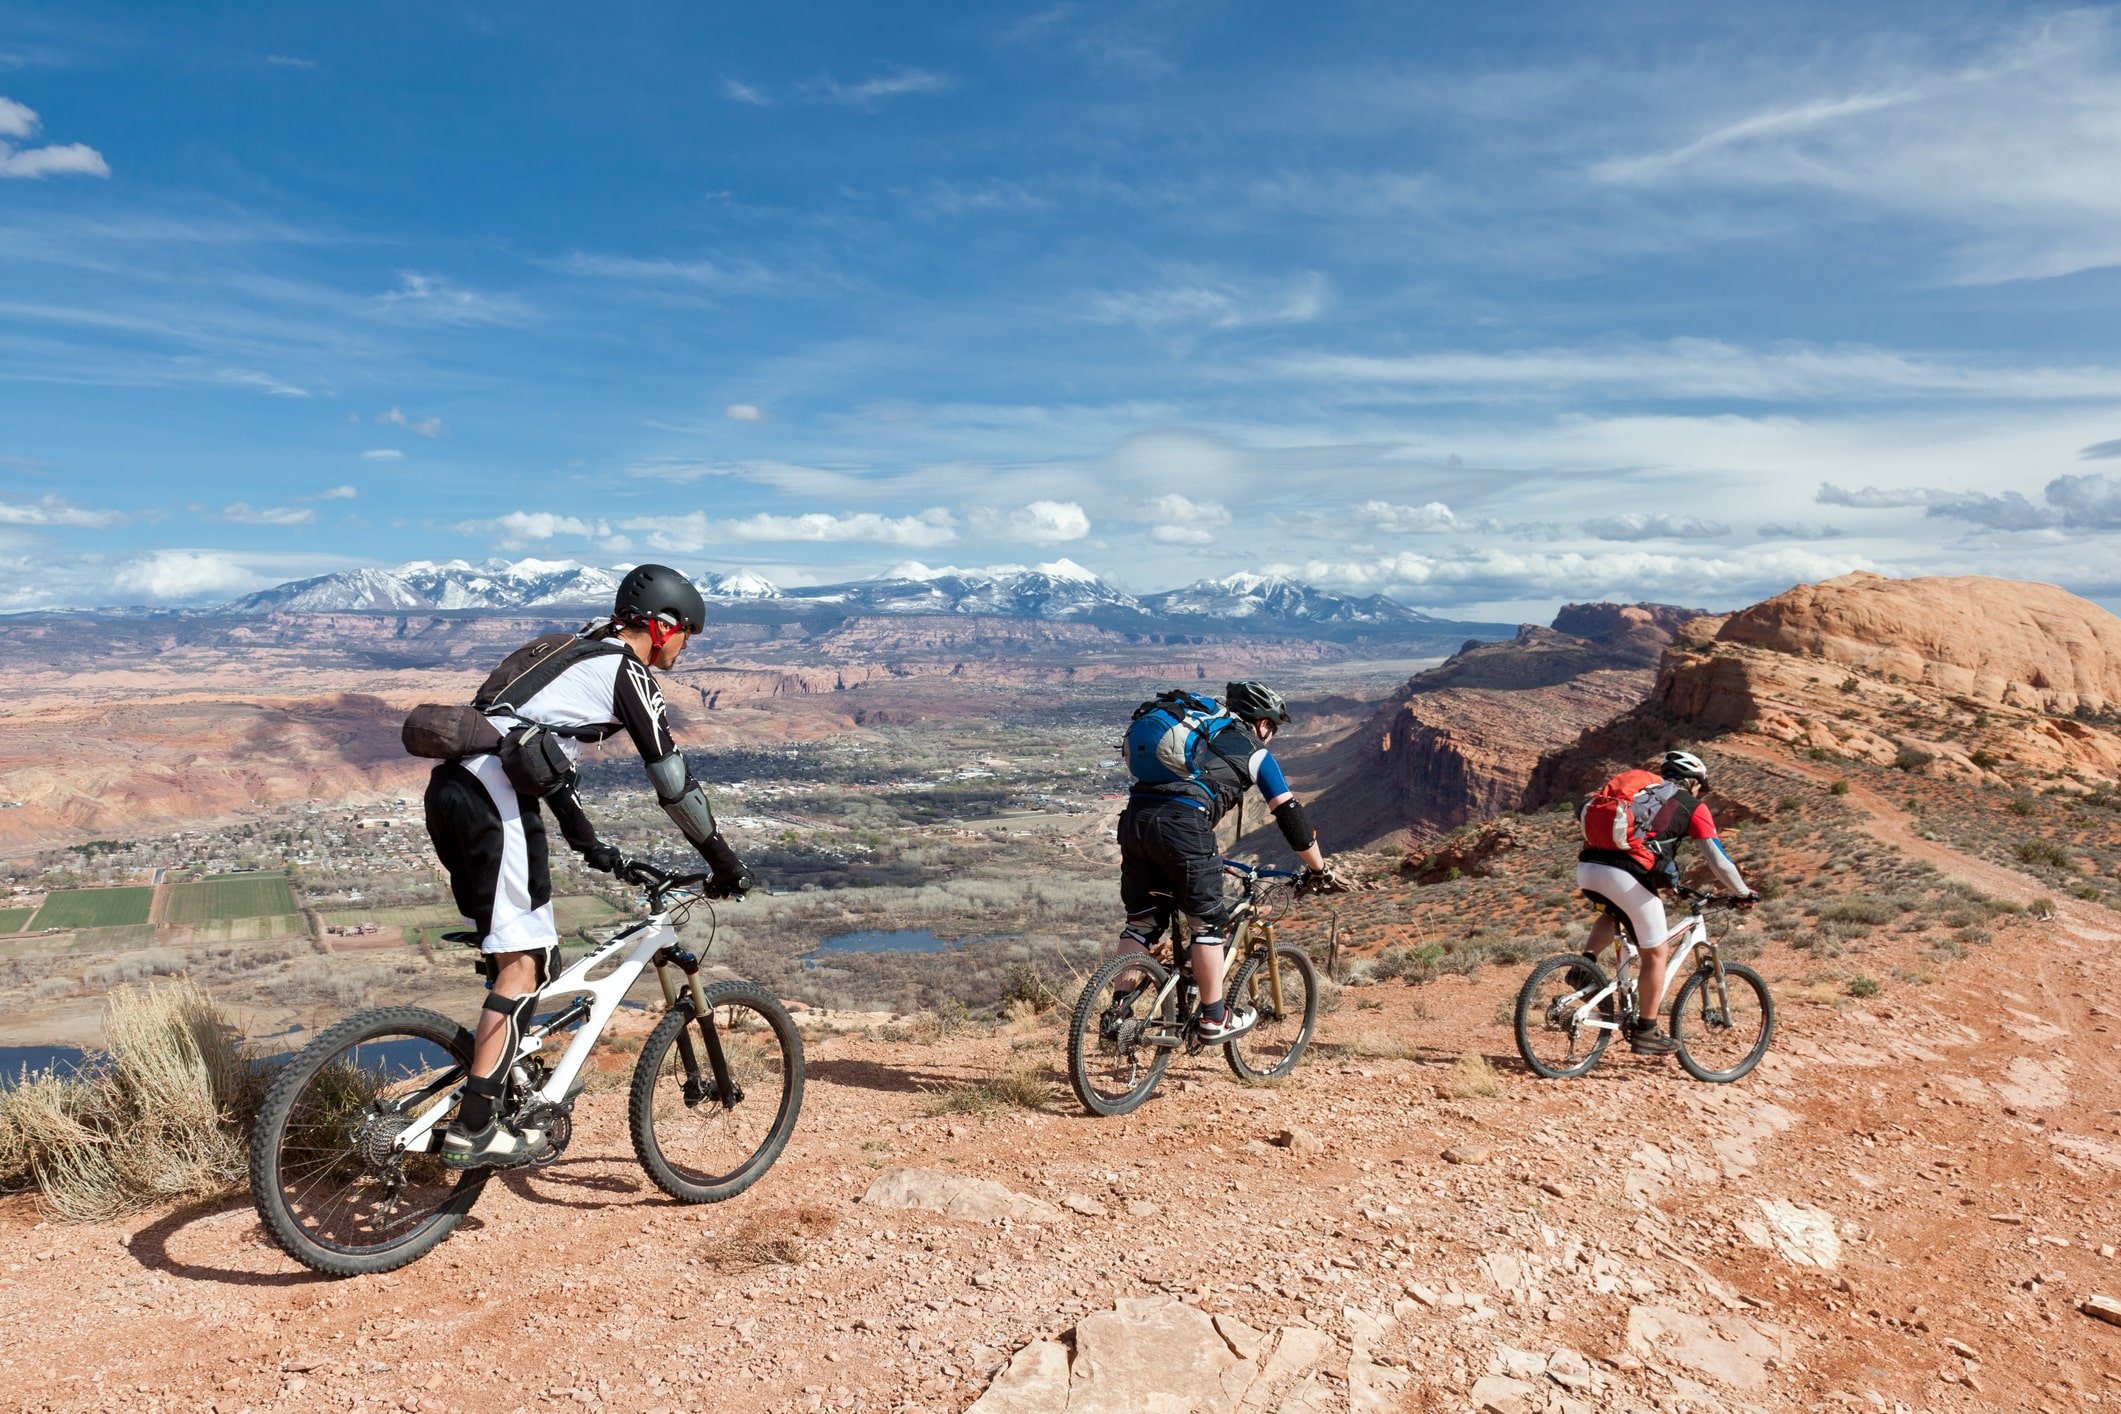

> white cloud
[376,272,531,325]
[376,407,445,438]
[311,485,358,501]
[1355,499,1458,533]
[812,68,953,106]
[223,502,315,526]
[970,500,1092,544]
[725,403,766,422]
[1588,12,2121,284]
[216,367,308,398]
[555,252,780,294]
[0,495,124,528]
[1279,338,2121,403]
[264,55,319,70]
[1268,544,1874,610]
[1580,512,1732,540]
[624,508,959,553]
[489,511,604,546]
[721,77,770,105]
[114,550,264,602]
[1142,492,1230,546]
[361,448,404,461]
[0,96,108,180]
[1090,272,1330,334]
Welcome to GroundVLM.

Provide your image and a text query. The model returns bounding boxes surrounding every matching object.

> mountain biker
[1576,748,1757,1057]
[423,563,754,1168]
[1114,680,1346,1041]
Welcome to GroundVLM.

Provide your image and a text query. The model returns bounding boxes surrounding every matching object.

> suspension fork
[653,947,741,1109]
[1244,920,1288,1017]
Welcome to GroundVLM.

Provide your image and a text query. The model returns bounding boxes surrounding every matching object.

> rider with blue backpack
[1116,681,1348,1041]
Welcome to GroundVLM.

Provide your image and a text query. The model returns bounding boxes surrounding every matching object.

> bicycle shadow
[124,1196,370,1287]
[806,1057,963,1095]
[495,1157,644,1211]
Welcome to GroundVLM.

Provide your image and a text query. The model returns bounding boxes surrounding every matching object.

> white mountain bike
[249,862,803,1277]
[1513,884,1774,1084]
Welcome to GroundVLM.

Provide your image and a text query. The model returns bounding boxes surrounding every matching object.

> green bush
[1829,780,1851,796]
[1891,744,1934,772]
[1819,898,1893,927]
[1845,975,1880,999]
[2014,840,2074,870]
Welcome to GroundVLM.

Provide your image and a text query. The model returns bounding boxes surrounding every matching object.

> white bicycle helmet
[1660,749,1709,788]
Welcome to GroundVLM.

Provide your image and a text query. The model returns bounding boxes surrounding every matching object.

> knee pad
[478,989,539,1080]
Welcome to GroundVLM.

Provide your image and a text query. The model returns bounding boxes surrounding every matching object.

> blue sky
[3,1,2120,617]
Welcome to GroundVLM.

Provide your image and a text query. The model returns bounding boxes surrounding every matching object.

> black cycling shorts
[1118,799,1230,938]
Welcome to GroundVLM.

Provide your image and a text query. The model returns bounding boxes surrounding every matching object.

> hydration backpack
[1580,768,1693,869]
[401,632,629,793]
[1123,690,1249,797]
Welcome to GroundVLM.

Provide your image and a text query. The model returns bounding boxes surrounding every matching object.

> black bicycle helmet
[1225,680,1291,726]
[1660,748,1709,788]
[614,563,707,634]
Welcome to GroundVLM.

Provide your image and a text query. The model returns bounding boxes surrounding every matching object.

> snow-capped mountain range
[221,558,1449,631]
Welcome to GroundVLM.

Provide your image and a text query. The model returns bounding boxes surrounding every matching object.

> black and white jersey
[481,638,676,767]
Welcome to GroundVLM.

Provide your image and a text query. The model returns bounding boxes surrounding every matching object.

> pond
[0,1044,89,1084]
[804,928,968,965]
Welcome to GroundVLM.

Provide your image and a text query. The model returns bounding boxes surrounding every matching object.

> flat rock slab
[860,1167,1065,1224]
[1625,1303,1790,1391]
[970,1296,1353,1414]
[1737,1198,1842,1269]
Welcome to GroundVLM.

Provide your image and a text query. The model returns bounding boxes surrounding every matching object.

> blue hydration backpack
[1124,690,1246,797]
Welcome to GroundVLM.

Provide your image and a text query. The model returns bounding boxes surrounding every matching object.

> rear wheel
[248,1006,488,1277]
[1670,962,1774,1083]
[1223,945,1318,1082]
[1066,952,1173,1117]
[1513,953,1615,1079]
[630,981,804,1203]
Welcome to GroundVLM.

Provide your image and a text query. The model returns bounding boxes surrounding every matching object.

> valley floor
[3,790,2120,1414]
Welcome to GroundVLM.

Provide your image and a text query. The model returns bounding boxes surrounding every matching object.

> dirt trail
[5,760,2121,1412]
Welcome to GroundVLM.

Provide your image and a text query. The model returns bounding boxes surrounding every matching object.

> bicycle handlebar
[1221,858,1301,880]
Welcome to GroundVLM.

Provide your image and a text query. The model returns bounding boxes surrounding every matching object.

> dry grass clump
[698,1204,841,1269]
[1447,1052,1504,1099]
[921,1063,1054,1116]
[0,978,264,1221]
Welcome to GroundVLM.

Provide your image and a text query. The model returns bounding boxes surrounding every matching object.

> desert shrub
[2014,840,2074,871]
[1819,899,1894,927]
[2006,795,2038,816]
[0,979,264,1220]
[1846,975,1881,999]
[997,960,1060,1015]
[1892,745,1934,772]
[1830,780,1850,796]
[1969,750,1999,771]
[1447,1053,1502,1098]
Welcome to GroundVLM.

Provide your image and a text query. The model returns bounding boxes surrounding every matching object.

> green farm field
[164,873,299,924]
[30,887,155,930]
[0,908,32,934]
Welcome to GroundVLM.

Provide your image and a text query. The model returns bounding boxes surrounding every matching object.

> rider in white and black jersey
[424,563,750,1168]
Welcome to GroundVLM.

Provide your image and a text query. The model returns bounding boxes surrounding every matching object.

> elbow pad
[1273,798,1315,853]
[645,752,717,849]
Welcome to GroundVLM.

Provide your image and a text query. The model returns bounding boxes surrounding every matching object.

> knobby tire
[248,1006,488,1278]
[629,980,804,1203]
[1067,952,1172,1117]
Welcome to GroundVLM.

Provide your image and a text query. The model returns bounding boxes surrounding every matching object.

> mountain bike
[1513,884,1773,1083]
[1067,860,1325,1117]
[248,862,804,1277]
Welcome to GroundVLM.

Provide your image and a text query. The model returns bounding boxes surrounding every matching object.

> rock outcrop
[1531,573,2121,802]
[1299,604,1701,848]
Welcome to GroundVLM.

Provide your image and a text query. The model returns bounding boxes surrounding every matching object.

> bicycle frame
[389,909,708,1154]
[1574,905,1717,1032]
[1129,860,1297,1041]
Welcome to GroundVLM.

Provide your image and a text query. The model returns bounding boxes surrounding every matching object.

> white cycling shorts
[1575,861,1670,953]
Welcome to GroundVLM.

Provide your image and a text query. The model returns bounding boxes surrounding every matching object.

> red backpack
[1581,769,1693,870]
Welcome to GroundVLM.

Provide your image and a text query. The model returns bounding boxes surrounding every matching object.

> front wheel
[1670,962,1775,1083]
[248,1006,489,1277]
[1223,945,1318,1082]
[629,981,804,1203]
[1514,953,1615,1080]
[1067,952,1173,1117]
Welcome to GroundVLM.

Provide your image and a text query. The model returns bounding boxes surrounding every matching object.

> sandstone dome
[1714,572,2121,714]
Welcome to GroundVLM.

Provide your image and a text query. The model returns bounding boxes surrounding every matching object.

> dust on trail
[5,743,2121,1413]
